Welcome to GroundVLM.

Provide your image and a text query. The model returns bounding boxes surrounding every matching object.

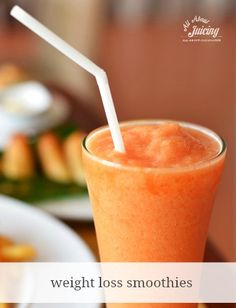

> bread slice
[64,131,86,186]
[2,134,34,180]
[37,133,71,183]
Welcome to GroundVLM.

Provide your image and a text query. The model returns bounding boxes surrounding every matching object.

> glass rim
[82,119,227,173]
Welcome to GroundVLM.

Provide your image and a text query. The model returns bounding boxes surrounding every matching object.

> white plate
[0,194,95,261]
[0,194,99,308]
[36,195,93,221]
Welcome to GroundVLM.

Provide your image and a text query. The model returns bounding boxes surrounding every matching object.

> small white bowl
[0,81,52,119]
[0,93,70,150]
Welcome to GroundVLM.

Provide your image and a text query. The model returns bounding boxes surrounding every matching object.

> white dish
[0,93,69,149]
[0,81,52,118]
[0,194,95,261]
[0,194,99,308]
[36,195,93,221]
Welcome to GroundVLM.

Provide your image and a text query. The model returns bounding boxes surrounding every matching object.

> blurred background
[0,0,235,261]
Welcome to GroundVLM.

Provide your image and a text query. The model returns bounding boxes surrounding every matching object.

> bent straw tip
[10,5,23,17]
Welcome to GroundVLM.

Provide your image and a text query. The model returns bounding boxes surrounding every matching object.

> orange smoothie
[82,120,226,308]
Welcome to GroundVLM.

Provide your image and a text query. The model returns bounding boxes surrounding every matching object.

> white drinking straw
[10,5,125,153]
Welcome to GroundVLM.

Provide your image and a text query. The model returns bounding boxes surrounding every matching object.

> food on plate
[37,133,71,183]
[0,127,87,203]
[0,64,27,89]
[64,131,86,186]
[0,304,12,308]
[0,235,36,308]
[0,245,36,262]
[0,235,13,248]
[2,134,35,180]
[0,235,36,262]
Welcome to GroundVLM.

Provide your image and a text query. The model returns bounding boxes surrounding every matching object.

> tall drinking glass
[82,120,226,308]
